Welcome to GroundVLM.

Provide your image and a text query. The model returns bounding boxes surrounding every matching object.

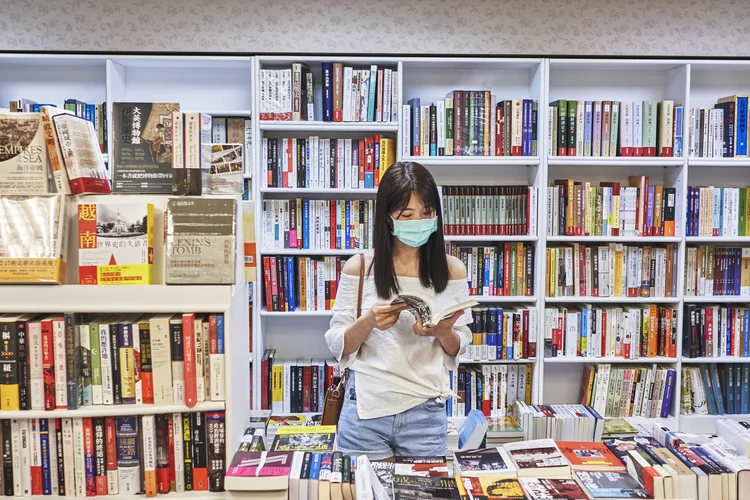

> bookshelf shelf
[544,356,678,364]
[683,296,750,303]
[544,296,680,304]
[0,402,226,420]
[259,121,399,132]
[444,235,538,242]
[472,295,538,303]
[547,157,684,167]
[259,248,365,256]
[546,236,682,244]
[679,414,750,434]
[259,187,378,195]
[260,309,333,317]
[682,357,750,364]
[0,285,238,314]
[688,158,750,168]
[460,359,535,364]
[403,156,541,167]
[685,236,750,244]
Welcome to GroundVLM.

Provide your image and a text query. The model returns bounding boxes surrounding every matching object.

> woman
[324,161,473,459]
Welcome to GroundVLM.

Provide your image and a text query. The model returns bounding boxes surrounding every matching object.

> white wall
[1,0,749,56]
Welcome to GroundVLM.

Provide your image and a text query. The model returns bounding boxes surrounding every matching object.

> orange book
[579,365,596,405]
[333,63,343,122]
[648,305,658,358]
[557,442,625,472]
[182,314,197,408]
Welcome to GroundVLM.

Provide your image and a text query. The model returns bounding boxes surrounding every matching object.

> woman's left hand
[413,311,462,338]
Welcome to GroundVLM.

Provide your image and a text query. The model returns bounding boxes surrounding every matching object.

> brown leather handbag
[321,254,365,426]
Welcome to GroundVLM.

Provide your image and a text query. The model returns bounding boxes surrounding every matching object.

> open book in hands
[390,294,478,328]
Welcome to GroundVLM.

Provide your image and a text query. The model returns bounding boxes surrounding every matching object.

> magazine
[391,294,478,328]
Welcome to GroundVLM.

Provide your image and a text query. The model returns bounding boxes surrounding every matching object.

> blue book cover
[216,315,225,354]
[373,138,380,184]
[458,410,488,450]
[745,310,750,356]
[302,200,310,249]
[726,305,733,353]
[737,364,744,413]
[286,257,295,311]
[493,308,503,360]
[464,371,471,416]
[743,364,750,414]
[345,201,351,250]
[39,419,52,495]
[726,364,735,414]
[407,98,421,156]
[322,63,333,122]
[483,254,490,295]
[674,106,683,157]
[580,308,588,358]
[309,453,322,481]
[367,67,377,122]
[661,369,676,418]
[584,101,593,156]
[487,333,497,360]
[523,99,532,156]
[701,364,718,414]
[447,371,453,415]
[496,249,504,291]
[86,103,95,125]
[737,96,748,156]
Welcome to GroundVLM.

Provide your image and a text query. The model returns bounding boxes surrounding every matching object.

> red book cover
[326,363,334,390]
[495,105,503,156]
[104,417,118,494]
[503,243,511,296]
[578,245,587,297]
[373,134,381,187]
[269,257,279,310]
[557,442,625,472]
[30,420,42,495]
[522,309,530,360]
[600,182,621,236]
[329,201,336,249]
[41,319,55,411]
[329,277,337,311]
[156,415,170,494]
[364,136,374,187]
[260,351,269,410]
[93,418,107,496]
[181,314,197,408]
[166,416,176,492]
[302,364,312,413]
[281,138,290,188]
[83,417,96,496]
[262,257,272,311]
[553,315,563,358]
[601,310,607,357]
[358,140,365,187]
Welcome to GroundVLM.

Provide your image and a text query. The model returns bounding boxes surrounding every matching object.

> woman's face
[391,193,435,221]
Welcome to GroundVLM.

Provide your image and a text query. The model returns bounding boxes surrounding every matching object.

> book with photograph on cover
[391,295,477,328]
[453,447,516,477]
[455,476,525,500]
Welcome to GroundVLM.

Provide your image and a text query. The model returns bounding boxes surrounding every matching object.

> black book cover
[1,420,11,496]
[93,417,107,494]
[191,412,208,490]
[182,414,193,491]
[17,320,29,411]
[0,320,18,412]
[206,411,225,492]
[55,419,66,496]
[394,476,459,500]
[64,313,81,410]
[109,322,121,405]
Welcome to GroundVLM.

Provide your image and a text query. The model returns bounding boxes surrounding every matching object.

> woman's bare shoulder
[446,254,467,280]
[342,251,375,276]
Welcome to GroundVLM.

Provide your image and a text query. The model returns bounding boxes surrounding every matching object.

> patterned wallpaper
[1,0,750,56]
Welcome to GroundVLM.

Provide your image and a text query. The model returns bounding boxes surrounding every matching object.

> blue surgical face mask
[391,216,438,247]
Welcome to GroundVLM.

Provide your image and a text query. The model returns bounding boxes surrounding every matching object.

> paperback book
[0,112,49,194]
[202,144,243,195]
[391,295,478,328]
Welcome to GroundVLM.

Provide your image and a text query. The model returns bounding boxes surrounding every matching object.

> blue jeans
[335,372,448,460]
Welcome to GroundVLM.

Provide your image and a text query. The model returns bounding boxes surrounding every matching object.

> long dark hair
[372,161,448,298]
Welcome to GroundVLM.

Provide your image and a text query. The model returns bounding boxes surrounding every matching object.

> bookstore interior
[5,50,750,500]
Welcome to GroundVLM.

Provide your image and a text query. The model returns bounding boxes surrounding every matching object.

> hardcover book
[202,144,243,195]
[391,295,478,328]
[77,202,155,285]
[0,112,49,194]
[165,197,237,285]
[453,447,516,477]
[270,426,336,452]
[503,439,571,478]
[393,475,459,500]
[575,471,651,499]
[519,478,588,500]
[455,476,525,500]
[112,102,180,193]
[0,195,68,284]
[51,113,111,194]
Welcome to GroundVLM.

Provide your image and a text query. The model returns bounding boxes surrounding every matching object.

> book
[575,471,651,499]
[392,476,459,500]
[270,426,336,452]
[557,442,626,472]
[394,456,450,478]
[0,112,49,194]
[202,143,243,195]
[165,197,237,285]
[390,295,478,328]
[50,112,110,194]
[453,447,516,477]
[224,450,293,494]
[77,202,155,285]
[502,439,571,478]
[111,102,180,193]
[441,186,537,237]
[519,477,589,500]
[455,476,525,499]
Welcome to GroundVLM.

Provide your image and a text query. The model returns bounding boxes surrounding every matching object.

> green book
[445,97,454,156]
[89,320,102,405]
[567,100,577,155]
[610,102,620,157]
[468,92,476,156]
[642,101,658,156]
[510,243,517,296]
[551,100,567,155]
[740,188,746,236]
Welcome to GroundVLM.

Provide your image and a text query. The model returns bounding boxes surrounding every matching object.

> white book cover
[99,320,114,405]
[73,418,86,498]
[52,318,67,408]
[576,100,585,156]
[383,68,392,124]
[47,419,59,496]
[343,66,353,123]
[11,419,23,496]
[19,419,31,496]
[30,421,40,496]
[62,419,75,498]
[141,415,157,497]
[172,414,185,493]
[194,316,206,403]
[391,71,399,122]
[28,320,44,410]
[437,99,445,155]
[148,316,173,406]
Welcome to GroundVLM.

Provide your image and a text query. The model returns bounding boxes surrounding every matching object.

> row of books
[5,98,106,152]
[545,244,678,299]
[261,199,375,251]
[0,413,225,498]
[683,304,750,359]
[685,246,750,297]
[261,135,395,189]
[688,96,749,158]
[448,364,533,418]
[547,177,677,237]
[513,402,605,442]
[681,363,750,416]
[258,351,339,413]
[258,63,398,123]
[441,185,537,236]
[686,186,750,237]
[549,99,679,157]
[464,306,538,361]
[0,313,226,411]
[261,256,344,313]
[544,306,678,360]
[580,363,677,419]
[447,243,535,297]
[404,95,538,157]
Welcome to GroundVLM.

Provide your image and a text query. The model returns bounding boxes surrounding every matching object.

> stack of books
[683,304,750,358]
[441,185,537,236]
[684,246,750,297]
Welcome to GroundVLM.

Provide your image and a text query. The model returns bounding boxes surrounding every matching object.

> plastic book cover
[454,448,514,476]
[77,202,154,285]
[51,113,111,194]
[270,425,336,452]
[455,476,525,500]
[393,475,459,499]
[520,478,588,500]
[575,471,650,499]
[0,112,49,194]
[202,144,243,195]
[226,451,293,477]
[557,442,625,471]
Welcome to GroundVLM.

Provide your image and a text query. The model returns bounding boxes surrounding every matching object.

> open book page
[391,294,478,327]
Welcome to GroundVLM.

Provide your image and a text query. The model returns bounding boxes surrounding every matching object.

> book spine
[93,418,107,496]
[172,414,184,493]
[118,323,135,405]
[206,411,225,492]
[83,417,96,496]
[0,319,18,411]
[182,414,193,491]
[105,417,118,495]
[142,415,157,498]
[182,315,197,408]
[115,417,140,495]
[170,320,185,406]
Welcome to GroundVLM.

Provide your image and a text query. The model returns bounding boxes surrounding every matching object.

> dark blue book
[407,98,421,156]
[710,364,725,414]
[701,364,718,414]
[322,63,333,122]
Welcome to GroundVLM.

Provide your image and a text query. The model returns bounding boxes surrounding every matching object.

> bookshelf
[8,54,750,440]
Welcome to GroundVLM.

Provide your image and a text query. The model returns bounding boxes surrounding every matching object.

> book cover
[393,475,459,500]
[191,412,208,491]
[558,441,625,472]
[141,415,157,497]
[77,202,155,285]
[104,417,118,495]
[206,411,225,492]
[165,198,237,285]
[201,144,243,195]
[394,456,450,478]
[51,113,111,194]
[453,447,516,477]
[92,418,107,496]
[455,476,525,500]
[575,471,650,498]
[112,102,180,193]
[115,416,141,494]
[519,478,588,500]
[503,439,570,476]
[271,426,336,452]
[148,315,173,406]
[0,112,49,194]
[0,319,19,410]
[390,294,477,328]
[371,461,394,499]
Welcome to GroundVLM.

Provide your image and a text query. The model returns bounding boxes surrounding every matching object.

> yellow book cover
[272,364,283,411]
[380,138,396,180]
[271,425,337,452]
[0,318,20,410]
[456,476,525,499]
[614,244,623,297]
[298,257,307,311]
[242,201,256,283]
[78,202,154,285]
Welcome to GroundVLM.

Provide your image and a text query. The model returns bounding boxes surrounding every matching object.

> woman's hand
[413,311,463,338]
[367,301,408,331]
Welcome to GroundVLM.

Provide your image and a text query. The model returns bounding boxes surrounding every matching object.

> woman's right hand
[367,301,408,330]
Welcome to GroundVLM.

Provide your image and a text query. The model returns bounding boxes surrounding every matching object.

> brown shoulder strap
[357,253,365,319]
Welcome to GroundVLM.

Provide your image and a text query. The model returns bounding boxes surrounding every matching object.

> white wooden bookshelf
[9,54,750,436]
